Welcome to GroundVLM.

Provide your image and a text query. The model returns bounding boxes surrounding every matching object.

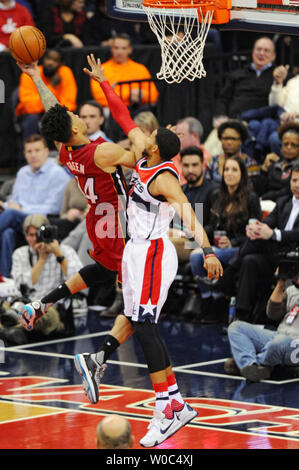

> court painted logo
[1,376,299,449]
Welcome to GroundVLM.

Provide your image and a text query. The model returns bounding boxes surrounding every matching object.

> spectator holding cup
[190,156,262,323]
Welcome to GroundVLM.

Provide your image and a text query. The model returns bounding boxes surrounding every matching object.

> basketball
[8,26,46,64]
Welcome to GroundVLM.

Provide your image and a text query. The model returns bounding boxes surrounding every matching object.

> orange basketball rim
[142,0,232,24]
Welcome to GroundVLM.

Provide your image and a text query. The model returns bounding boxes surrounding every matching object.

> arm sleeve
[100,80,138,136]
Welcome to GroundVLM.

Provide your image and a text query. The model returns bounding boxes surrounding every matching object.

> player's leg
[132,320,178,447]
[75,313,135,404]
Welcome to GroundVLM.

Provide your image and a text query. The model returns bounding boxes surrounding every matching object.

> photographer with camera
[225,260,299,382]
[0,214,83,344]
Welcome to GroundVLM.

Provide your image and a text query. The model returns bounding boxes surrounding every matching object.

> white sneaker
[139,410,179,448]
[174,401,198,427]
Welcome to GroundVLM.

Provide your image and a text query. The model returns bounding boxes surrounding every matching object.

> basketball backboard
[106,1,299,34]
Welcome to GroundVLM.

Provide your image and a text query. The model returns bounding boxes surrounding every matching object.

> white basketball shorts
[122,237,178,323]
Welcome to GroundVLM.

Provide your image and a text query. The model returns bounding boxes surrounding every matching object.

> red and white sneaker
[171,399,198,427]
[139,407,179,448]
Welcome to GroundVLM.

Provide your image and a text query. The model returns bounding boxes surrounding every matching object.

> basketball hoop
[142,0,231,84]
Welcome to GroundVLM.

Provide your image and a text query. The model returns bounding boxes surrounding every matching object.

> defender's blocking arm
[83,54,149,158]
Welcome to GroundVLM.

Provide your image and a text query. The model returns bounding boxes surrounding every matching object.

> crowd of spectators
[0,2,299,381]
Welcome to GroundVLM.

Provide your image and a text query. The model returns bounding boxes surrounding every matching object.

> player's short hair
[180,145,203,162]
[40,104,72,143]
[217,119,249,143]
[24,133,47,147]
[156,128,180,161]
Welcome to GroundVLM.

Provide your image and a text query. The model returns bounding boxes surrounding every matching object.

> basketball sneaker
[171,400,198,428]
[74,353,107,404]
[17,300,52,331]
[139,408,179,448]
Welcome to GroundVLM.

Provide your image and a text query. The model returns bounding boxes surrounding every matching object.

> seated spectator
[0,0,34,52]
[225,274,299,382]
[78,100,111,142]
[37,0,87,48]
[4,213,83,344]
[96,415,134,449]
[206,120,260,184]
[215,37,276,121]
[90,33,159,110]
[15,48,77,153]
[254,121,299,201]
[190,156,262,324]
[205,37,276,156]
[175,116,211,184]
[0,134,70,277]
[227,162,299,324]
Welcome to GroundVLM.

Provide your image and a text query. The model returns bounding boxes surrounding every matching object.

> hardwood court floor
[1,309,299,451]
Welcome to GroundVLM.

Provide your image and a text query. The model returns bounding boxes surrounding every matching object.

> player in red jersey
[15,59,141,402]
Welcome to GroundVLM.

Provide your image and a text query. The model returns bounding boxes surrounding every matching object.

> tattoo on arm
[33,77,59,111]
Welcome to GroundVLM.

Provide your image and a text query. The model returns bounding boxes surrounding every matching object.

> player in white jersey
[123,156,181,324]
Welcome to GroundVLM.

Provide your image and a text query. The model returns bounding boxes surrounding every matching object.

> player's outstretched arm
[150,172,223,280]
[83,54,148,158]
[17,61,59,111]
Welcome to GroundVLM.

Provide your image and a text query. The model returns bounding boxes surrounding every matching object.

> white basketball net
[142,2,214,84]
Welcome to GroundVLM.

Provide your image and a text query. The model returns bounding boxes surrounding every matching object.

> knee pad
[79,263,116,288]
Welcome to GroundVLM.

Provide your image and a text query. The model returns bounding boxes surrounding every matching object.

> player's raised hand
[16,60,39,78]
[83,54,106,83]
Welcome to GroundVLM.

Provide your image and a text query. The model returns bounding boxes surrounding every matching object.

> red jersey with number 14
[59,140,127,280]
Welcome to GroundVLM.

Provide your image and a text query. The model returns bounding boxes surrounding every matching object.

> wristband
[203,247,215,257]
[56,256,65,264]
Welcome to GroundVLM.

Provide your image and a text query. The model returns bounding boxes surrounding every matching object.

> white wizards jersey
[127,157,180,240]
